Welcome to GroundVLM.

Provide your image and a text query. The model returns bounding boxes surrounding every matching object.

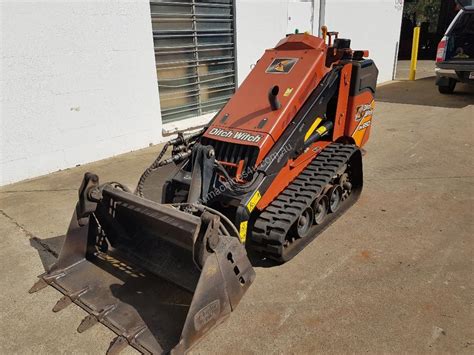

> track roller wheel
[328,185,343,213]
[292,207,314,239]
[313,196,328,225]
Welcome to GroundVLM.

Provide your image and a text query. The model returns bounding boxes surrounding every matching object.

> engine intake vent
[201,137,259,180]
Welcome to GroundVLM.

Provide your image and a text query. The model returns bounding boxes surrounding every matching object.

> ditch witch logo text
[208,128,263,143]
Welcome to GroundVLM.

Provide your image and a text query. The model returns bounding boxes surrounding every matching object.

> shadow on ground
[29,235,65,271]
[377,77,474,108]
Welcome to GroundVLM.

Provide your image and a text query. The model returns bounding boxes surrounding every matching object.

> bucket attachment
[30,173,255,354]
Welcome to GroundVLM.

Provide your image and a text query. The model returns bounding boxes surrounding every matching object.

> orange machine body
[200,34,378,211]
[198,33,378,212]
[203,34,330,164]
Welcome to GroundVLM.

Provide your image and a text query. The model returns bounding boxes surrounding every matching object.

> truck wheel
[438,78,456,94]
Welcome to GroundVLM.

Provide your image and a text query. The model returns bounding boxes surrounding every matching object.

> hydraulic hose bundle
[135,129,204,197]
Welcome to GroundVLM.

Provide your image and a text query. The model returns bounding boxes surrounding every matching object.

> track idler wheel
[339,172,352,201]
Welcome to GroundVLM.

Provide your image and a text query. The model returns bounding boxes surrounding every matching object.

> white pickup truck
[436,0,474,94]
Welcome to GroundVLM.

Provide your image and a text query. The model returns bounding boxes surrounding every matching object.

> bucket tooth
[106,336,128,355]
[77,304,116,333]
[29,278,48,293]
[30,270,67,294]
[53,287,89,312]
[52,295,72,312]
[77,314,98,333]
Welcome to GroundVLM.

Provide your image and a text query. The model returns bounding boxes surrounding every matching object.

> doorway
[396,0,460,79]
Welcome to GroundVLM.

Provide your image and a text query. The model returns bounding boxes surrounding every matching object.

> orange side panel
[345,91,375,148]
[332,64,352,140]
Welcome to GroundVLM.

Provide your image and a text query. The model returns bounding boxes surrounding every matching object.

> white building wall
[323,0,403,82]
[0,0,163,186]
[235,0,317,85]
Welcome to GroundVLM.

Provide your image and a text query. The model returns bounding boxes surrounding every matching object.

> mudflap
[30,181,255,354]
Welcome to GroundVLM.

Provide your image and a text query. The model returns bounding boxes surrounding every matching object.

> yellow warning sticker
[247,190,262,213]
[283,88,294,97]
[239,221,248,243]
[316,125,327,135]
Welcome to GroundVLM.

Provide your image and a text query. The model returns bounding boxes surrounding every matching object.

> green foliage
[404,0,441,31]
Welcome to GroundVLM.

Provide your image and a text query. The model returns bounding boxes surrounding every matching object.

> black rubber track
[250,143,362,262]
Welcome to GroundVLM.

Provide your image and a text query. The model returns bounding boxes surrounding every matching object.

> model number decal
[355,102,375,122]
[208,128,262,143]
[358,121,371,130]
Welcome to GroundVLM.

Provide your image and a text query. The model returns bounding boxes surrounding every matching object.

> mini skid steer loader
[30,31,378,354]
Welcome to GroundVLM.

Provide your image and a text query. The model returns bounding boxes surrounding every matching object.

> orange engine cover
[203,34,330,165]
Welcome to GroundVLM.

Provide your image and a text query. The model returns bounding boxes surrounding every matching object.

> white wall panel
[287,1,313,34]
[0,0,162,186]
[235,0,289,86]
[324,0,404,82]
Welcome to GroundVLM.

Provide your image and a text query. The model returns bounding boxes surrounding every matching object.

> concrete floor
[0,77,473,354]
[395,60,436,81]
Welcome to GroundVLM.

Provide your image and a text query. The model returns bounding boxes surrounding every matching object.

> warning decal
[266,58,298,74]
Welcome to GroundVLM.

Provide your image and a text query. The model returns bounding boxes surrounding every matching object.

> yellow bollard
[409,26,421,81]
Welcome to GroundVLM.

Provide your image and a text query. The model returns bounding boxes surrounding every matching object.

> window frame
[150,0,238,124]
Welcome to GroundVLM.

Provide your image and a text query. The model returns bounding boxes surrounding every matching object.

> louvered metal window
[150,0,236,123]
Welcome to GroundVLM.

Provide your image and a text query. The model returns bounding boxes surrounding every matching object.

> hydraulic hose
[171,203,240,240]
[135,129,206,197]
[135,142,170,197]
[200,205,240,239]
[214,160,261,193]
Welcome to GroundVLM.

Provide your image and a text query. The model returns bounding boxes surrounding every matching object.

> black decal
[266,58,298,74]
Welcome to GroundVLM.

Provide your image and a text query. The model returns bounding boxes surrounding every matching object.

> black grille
[201,137,259,175]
